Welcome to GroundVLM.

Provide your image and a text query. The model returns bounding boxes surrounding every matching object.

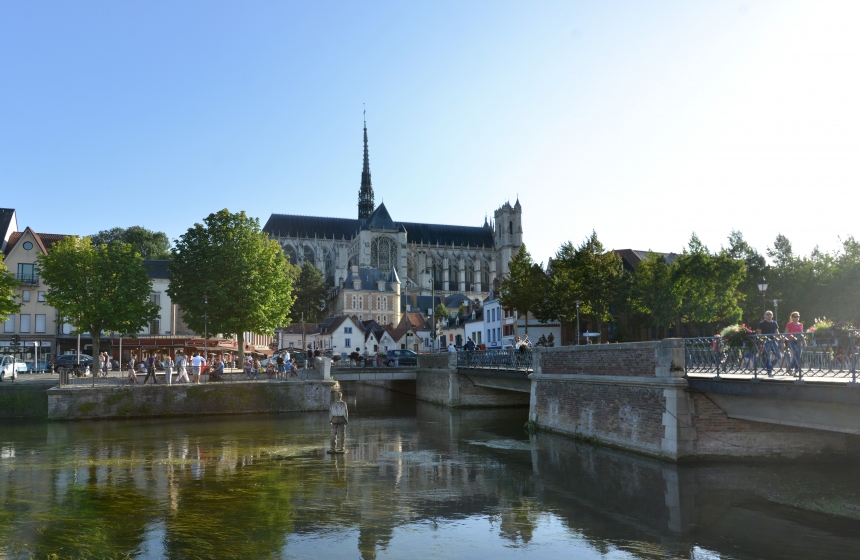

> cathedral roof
[264,213,495,248]
[362,203,396,230]
[263,214,361,240]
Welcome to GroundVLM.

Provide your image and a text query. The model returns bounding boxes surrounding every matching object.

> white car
[0,355,22,381]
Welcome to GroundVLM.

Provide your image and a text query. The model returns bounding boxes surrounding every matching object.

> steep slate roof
[362,203,396,230]
[263,213,495,248]
[344,267,398,291]
[397,221,494,247]
[0,208,16,251]
[401,294,443,313]
[278,323,319,335]
[614,249,679,273]
[263,214,361,240]
[142,259,170,279]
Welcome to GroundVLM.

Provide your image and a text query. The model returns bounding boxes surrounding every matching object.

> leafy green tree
[92,226,171,259]
[724,230,767,324]
[500,244,546,334]
[37,237,159,365]
[829,236,860,324]
[627,252,678,331]
[0,254,22,322]
[167,210,295,364]
[457,302,468,317]
[672,234,744,333]
[292,262,328,323]
[434,302,450,322]
[544,232,623,340]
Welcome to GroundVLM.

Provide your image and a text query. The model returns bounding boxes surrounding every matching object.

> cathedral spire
[358,108,375,219]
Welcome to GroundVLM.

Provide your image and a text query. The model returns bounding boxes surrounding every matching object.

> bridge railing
[457,349,533,372]
[685,331,859,382]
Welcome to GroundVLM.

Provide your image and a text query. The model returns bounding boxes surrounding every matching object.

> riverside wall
[414,352,530,408]
[0,381,54,419]
[47,380,335,421]
[529,340,858,461]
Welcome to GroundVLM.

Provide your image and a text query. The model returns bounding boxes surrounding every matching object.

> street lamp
[773,299,780,325]
[203,295,208,362]
[574,300,581,346]
[757,277,768,315]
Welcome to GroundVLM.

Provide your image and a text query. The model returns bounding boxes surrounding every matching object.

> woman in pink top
[786,312,804,373]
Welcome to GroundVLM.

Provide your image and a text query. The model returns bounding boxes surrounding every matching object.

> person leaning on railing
[785,312,805,374]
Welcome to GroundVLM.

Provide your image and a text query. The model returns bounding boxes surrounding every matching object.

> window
[22,241,33,250]
[3,316,14,333]
[37,291,46,302]
[150,319,160,335]
[22,290,30,302]
[150,293,161,306]
[344,338,351,348]
[17,263,36,284]
[370,236,397,271]
[35,315,46,333]
[344,327,352,334]
[19,314,31,333]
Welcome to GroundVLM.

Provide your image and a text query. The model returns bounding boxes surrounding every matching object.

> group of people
[125,351,211,385]
[96,352,119,376]
[243,352,299,380]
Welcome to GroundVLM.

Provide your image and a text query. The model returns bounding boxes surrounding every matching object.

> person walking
[175,351,189,383]
[127,354,137,384]
[143,354,158,384]
[756,310,781,377]
[464,337,475,352]
[785,312,805,374]
[163,354,175,385]
[191,352,202,384]
[329,391,349,453]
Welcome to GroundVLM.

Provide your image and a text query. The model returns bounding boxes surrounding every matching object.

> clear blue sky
[2,1,858,265]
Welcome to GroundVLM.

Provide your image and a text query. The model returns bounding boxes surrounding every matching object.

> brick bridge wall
[530,340,857,460]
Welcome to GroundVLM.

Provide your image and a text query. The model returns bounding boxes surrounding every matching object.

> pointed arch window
[370,236,397,272]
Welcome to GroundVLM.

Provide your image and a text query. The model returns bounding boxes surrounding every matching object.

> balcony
[16,274,39,286]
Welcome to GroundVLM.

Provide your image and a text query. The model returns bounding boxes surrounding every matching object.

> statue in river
[328,391,348,454]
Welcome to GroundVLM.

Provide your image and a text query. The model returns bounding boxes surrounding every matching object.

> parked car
[50,354,93,375]
[385,349,418,367]
[0,355,22,381]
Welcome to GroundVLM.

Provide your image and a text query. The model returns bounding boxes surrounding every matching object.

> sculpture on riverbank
[328,391,348,454]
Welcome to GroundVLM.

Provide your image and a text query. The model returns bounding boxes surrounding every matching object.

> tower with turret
[493,199,523,277]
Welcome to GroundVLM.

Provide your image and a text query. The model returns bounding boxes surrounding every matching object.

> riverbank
[47,380,335,420]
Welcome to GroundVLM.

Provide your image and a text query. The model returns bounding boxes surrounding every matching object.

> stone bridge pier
[414,353,530,408]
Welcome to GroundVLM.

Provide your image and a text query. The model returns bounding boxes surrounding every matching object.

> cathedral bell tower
[358,116,375,219]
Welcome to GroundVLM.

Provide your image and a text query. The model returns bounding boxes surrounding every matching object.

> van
[0,355,21,381]
[500,336,517,350]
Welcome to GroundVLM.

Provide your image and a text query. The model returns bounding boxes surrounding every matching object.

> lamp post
[574,300,581,346]
[757,278,768,316]
[773,299,780,325]
[203,295,208,362]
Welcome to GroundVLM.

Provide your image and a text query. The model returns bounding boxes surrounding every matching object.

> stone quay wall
[0,381,53,419]
[529,340,858,460]
[48,380,335,421]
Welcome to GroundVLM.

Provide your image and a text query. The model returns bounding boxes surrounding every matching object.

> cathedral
[262,121,523,306]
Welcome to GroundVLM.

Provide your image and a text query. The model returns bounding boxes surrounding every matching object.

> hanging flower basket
[719,324,753,347]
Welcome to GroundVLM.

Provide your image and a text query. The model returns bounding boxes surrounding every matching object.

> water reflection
[0,385,858,559]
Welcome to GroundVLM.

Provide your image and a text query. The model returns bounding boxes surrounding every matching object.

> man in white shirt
[329,391,349,453]
[448,342,456,353]
[191,352,203,384]
[175,351,189,383]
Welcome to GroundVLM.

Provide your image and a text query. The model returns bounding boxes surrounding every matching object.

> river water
[1,384,859,559]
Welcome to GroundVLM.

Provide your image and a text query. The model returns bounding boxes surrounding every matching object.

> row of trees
[0,212,318,364]
[502,231,860,340]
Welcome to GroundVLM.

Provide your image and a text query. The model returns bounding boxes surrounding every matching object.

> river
[1,384,859,559]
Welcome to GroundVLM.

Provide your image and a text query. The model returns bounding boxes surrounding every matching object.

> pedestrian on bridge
[756,311,780,377]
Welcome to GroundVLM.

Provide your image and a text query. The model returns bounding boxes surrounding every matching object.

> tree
[500,244,546,334]
[37,237,159,367]
[292,262,328,323]
[544,232,623,340]
[457,302,468,317]
[724,230,767,324]
[434,303,450,323]
[672,234,744,332]
[92,226,171,260]
[627,252,678,331]
[167,210,295,364]
[0,254,22,323]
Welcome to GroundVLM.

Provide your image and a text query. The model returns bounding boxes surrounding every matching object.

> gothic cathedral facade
[262,122,523,303]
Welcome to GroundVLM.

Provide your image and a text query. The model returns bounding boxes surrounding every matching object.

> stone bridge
[334,343,860,461]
